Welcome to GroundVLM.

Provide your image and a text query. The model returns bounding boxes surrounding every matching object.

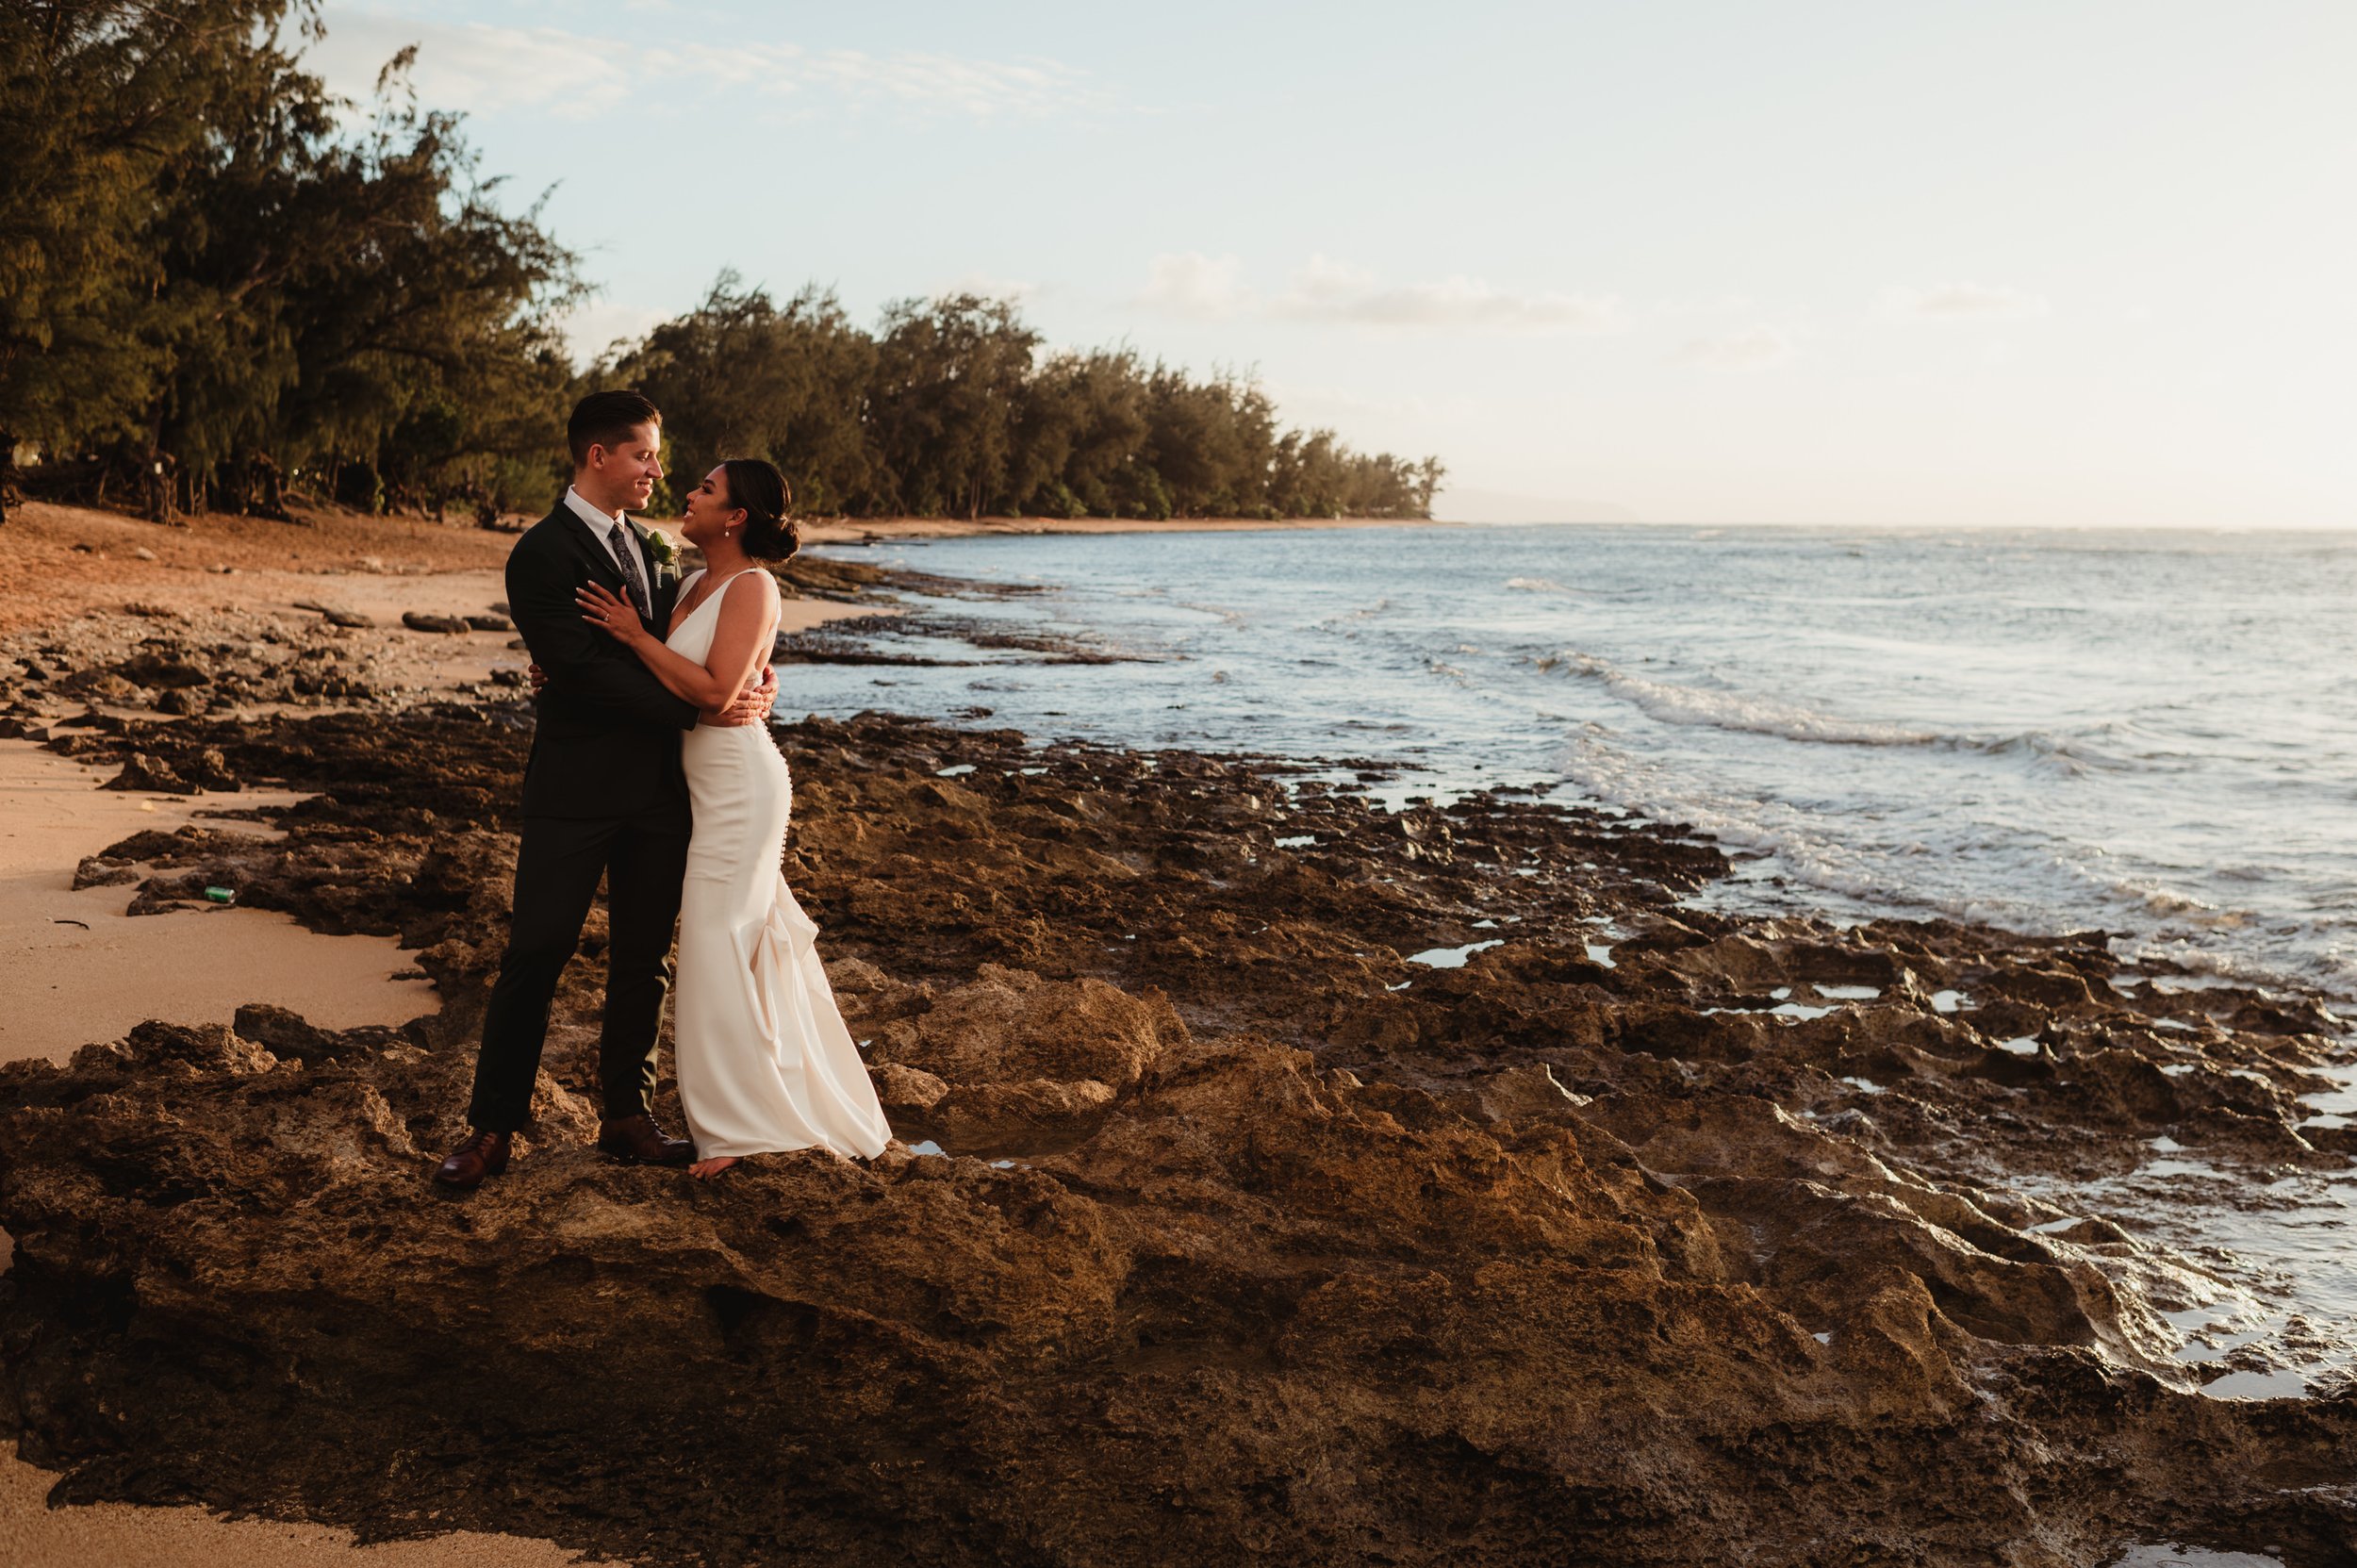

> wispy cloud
[308,9,1091,121]
[1280,255,1623,334]
[1136,252,1622,336]
[1673,323,1793,371]
[1134,252,1253,320]
[308,15,629,115]
[765,49,1084,117]
[1876,282,2051,321]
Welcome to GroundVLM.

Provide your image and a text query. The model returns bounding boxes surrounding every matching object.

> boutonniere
[637,525,681,581]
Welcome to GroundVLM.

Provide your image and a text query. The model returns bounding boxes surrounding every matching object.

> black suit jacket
[507,502,701,820]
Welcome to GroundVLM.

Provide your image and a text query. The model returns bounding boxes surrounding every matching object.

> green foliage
[611,273,877,518]
[866,294,1039,519]
[0,2,581,522]
[3,5,1441,529]
[1,0,266,524]
[618,282,1443,522]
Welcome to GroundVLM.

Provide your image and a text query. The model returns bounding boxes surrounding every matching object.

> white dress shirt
[562,486,650,586]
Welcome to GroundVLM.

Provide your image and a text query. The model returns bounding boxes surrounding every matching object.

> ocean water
[784,520,2357,1398]
[793,521,2357,999]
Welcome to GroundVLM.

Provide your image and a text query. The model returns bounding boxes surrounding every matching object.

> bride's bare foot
[688,1156,739,1180]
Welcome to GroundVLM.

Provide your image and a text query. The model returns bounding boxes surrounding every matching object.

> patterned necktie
[608,522,652,621]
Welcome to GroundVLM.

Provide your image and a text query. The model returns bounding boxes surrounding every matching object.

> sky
[305,1,2357,528]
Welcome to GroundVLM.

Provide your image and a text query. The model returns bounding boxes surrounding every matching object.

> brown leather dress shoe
[597,1113,695,1167]
[436,1128,511,1190]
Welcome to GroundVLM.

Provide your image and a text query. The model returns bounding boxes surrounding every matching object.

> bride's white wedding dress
[666,569,892,1161]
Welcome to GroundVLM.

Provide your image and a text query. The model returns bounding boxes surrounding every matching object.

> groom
[437,390,777,1190]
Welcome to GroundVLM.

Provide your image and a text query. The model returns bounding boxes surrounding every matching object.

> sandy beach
[1,1442,587,1568]
[0,499,886,1567]
[0,497,1423,641]
[0,500,879,1067]
[0,742,437,1069]
[0,702,497,1567]
[6,498,2357,1565]
[13,0,2348,1554]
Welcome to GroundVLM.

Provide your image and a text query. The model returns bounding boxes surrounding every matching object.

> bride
[575,457,892,1178]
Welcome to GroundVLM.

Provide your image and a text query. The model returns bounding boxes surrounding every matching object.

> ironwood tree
[0,1,580,525]
[616,280,1444,522]
[5,4,1443,528]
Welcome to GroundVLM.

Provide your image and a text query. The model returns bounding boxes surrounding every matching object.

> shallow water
[793,521,2357,1397]
[799,522,2357,996]
[2006,1131,2357,1399]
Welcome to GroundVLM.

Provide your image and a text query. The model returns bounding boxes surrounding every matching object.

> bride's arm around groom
[506,515,701,738]
[436,392,766,1191]
[574,567,777,713]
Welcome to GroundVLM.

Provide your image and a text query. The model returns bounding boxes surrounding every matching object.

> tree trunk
[143,454,174,524]
[143,408,181,525]
[0,430,14,530]
[248,453,292,523]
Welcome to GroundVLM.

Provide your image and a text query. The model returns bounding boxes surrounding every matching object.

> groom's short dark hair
[569,390,662,468]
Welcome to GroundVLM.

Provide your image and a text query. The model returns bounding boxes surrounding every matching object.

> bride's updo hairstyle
[719,458,799,562]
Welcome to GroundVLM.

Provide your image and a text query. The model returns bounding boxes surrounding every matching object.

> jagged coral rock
[856,964,1188,1151]
[9,697,2357,1564]
[7,1015,2355,1567]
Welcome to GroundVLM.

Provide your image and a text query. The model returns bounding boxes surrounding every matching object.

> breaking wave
[1533,651,1939,746]
[1532,650,2144,771]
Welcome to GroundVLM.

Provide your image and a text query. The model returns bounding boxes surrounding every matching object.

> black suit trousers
[466,810,691,1131]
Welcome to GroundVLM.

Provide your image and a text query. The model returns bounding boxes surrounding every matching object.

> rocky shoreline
[5,568,2357,1565]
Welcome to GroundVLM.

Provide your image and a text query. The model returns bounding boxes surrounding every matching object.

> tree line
[0,1,1442,529]
[1,1,578,527]
[613,278,1443,522]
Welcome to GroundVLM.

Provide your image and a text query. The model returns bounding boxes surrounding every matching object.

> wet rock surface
[4,624,2357,1563]
[4,607,404,723]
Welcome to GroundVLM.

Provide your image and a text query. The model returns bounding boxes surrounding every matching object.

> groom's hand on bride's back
[707,665,778,728]
[526,660,772,726]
